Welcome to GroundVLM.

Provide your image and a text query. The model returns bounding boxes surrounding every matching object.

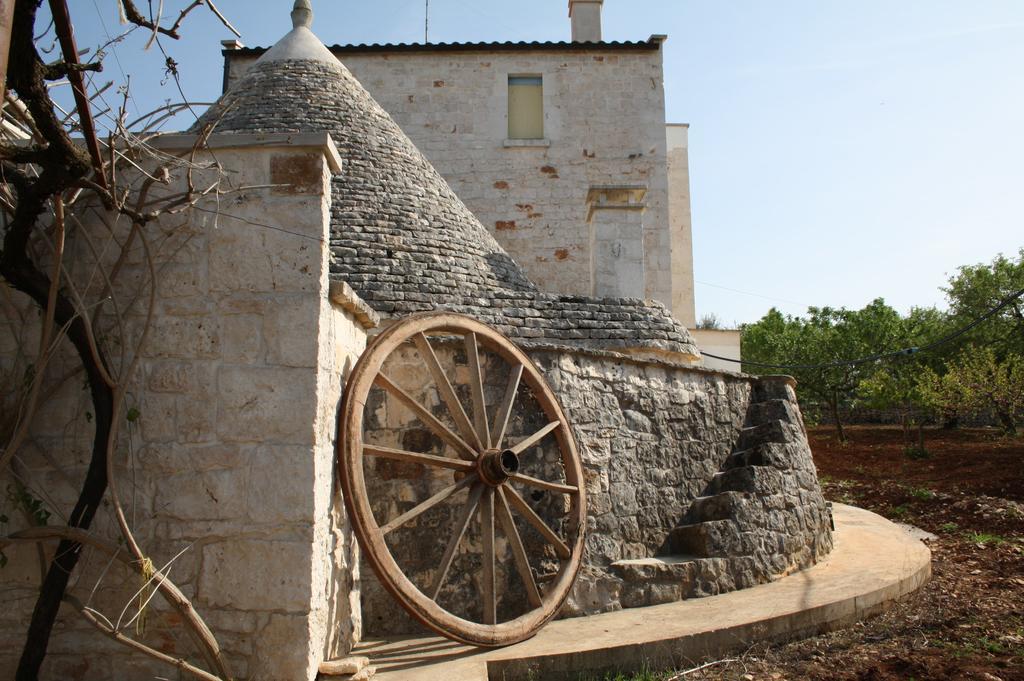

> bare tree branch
[118,0,240,39]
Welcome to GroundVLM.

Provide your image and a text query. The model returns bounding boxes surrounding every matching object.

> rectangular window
[508,75,543,140]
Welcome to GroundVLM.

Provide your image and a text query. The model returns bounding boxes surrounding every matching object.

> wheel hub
[478,448,520,486]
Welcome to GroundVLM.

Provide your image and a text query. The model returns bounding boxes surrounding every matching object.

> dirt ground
[679,426,1024,681]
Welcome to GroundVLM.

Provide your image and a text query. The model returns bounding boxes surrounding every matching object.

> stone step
[667,519,765,558]
[709,465,788,497]
[708,466,759,495]
[744,399,797,428]
[734,419,790,451]
[667,519,734,557]
[723,441,797,471]
[609,555,701,608]
[687,491,747,522]
[610,554,700,582]
[751,377,795,402]
[722,446,768,470]
[319,655,374,680]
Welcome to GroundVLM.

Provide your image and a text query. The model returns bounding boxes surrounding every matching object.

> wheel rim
[338,312,587,647]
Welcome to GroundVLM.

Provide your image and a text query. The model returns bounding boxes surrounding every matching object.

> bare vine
[1,1,242,678]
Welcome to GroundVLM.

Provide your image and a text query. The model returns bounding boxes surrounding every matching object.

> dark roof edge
[224,39,662,58]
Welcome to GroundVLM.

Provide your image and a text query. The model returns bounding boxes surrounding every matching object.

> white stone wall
[570,0,605,43]
[691,328,742,372]
[667,124,697,328]
[226,44,685,319]
[0,134,367,680]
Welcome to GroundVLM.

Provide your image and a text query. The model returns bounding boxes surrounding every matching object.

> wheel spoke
[495,487,542,608]
[380,474,477,535]
[364,444,475,472]
[480,488,496,624]
[490,363,523,449]
[429,483,485,600]
[507,420,561,456]
[413,332,483,452]
[508,472,578,495]
[374,372,478,461]
[504,486,572,560]
[464,332,491,450]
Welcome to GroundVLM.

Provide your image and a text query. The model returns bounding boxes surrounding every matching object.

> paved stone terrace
[355,504,931,681]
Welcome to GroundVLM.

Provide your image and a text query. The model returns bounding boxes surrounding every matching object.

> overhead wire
[91,0,141,120]
[695,279,808,308]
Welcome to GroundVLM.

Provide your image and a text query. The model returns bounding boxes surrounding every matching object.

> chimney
[569,0,603,43]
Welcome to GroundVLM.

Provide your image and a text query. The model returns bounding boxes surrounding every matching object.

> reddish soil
[686,426,1024,681]
[812,425,1024,502]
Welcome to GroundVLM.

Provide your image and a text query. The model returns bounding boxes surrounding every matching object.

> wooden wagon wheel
[338,312,586,647]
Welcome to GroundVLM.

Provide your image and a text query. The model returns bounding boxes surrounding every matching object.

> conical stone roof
[191,4,698,360]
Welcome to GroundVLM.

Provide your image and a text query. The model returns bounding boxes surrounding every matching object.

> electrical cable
[700,285,1024,370]
[695,279,808,308]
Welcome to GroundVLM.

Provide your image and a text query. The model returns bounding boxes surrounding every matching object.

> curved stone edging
[358,504,931,681]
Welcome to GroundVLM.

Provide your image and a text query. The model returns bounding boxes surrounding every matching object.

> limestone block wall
[224,43,692,322]
[0,134,368,680]
[357,341,832,636]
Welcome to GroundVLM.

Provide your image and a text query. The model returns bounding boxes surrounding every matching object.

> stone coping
[150,131,343,174]
[354,504,931,681]
[329,280,380,329]
[517,340,792,385]
[32,131,345,175]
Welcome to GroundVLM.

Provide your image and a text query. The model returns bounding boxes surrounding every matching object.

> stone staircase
[608,379,830,609]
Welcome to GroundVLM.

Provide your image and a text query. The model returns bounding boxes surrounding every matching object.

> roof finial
[291,0,313,29]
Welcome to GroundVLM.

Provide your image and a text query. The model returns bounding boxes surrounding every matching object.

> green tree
[858,366,928,446]
[922,347,1024,436]
[943,249,1024,358]
[742,298,908,441]
[856,306,952,441]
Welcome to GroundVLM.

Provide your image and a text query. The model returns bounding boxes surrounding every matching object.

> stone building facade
[0,4,821,679]
[221,1,701,330]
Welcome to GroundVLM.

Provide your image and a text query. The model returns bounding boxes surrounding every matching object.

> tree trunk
[3,259,114,681]
[829,392,847,442]
[996,410,1018,437]
[3,3,112,675]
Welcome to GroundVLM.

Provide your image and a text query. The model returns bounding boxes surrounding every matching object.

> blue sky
[62,1,1024,325]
